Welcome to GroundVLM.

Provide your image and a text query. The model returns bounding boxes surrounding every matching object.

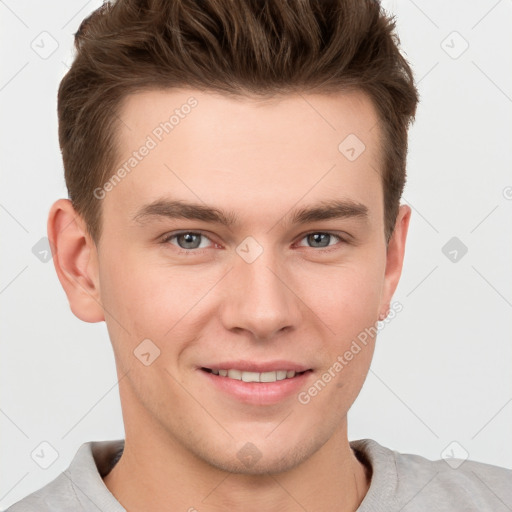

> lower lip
[199,369,313,405]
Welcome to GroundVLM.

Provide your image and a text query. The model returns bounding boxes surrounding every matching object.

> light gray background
[1,0,511,509]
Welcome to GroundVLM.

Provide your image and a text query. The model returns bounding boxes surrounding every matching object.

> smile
[201,368,308,382]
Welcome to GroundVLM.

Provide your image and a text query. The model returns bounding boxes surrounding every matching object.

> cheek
[295,251,384,338]
[98,249,219,347]
[97,250,163,347]
[295,263,382,414]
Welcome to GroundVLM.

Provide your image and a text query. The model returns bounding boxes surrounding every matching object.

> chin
[193,435,321,476]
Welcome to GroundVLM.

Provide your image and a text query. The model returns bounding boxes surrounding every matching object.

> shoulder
[394,448,512,510]
[351,438,512,512]
[6,473,77,512]
[5,439,125,512]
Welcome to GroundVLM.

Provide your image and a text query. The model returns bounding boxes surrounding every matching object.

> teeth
[260,371,277,383]
[241,371,260,383]
[227,369,242,380]
[210,369,300,382]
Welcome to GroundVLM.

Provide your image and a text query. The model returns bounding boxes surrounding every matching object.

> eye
[297,232,345,249]
[162,231,214,251]
[160,230,348,254]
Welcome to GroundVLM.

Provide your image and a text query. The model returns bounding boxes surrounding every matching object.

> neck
[103,420,370,512]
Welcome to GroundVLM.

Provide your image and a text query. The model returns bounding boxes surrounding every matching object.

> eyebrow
[132,198,369,228]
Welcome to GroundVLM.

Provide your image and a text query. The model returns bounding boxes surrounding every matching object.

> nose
[218,247,301,340]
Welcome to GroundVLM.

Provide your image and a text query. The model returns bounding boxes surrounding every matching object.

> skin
[48,88,411,512]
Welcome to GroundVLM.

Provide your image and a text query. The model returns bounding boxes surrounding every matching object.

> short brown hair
[58,0,418,244]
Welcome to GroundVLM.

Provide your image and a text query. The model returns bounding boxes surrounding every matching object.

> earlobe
[378,309,389,321]
[47,199,105,323]
[379,204,411,320]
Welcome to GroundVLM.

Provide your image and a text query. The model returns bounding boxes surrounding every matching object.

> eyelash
[160,230,349,255]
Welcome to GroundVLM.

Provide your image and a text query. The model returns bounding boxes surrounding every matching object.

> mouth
[198,361,314,404]
[201,367,311,382]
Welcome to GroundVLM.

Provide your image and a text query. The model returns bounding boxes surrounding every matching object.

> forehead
[117,88,380,149]
[104,88,383,229]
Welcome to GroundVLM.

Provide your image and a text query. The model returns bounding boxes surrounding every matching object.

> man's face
[93,88,405,473]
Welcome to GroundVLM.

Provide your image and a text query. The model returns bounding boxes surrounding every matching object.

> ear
[378,204,411,319]
[47,199,105,323]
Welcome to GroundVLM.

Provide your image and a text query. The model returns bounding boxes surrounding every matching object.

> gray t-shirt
[6,438,512,511]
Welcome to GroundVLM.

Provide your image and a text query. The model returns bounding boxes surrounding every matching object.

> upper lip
[201,360,312,373]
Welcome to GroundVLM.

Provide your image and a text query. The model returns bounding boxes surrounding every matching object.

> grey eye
[176,233,203,249]
[306,233,333,248]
